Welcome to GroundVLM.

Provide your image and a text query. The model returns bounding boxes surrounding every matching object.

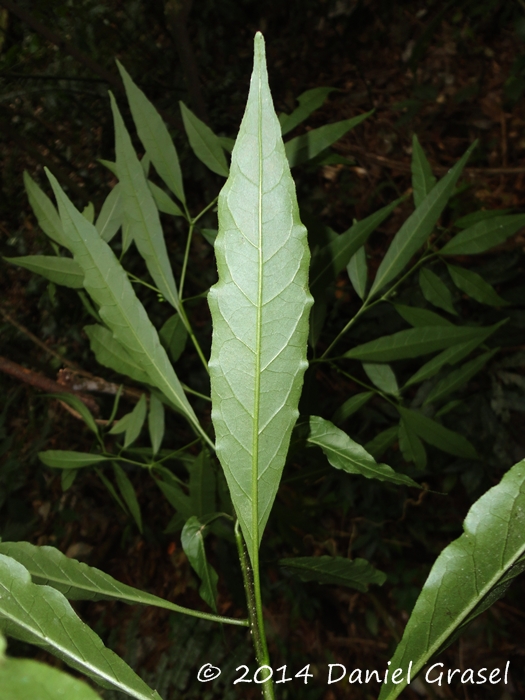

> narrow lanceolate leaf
[4,255,83,289]
[96,184,122,242]
[424,349,498,405]
[332,391,373,425]
[394,303,452,327]
[441,214,525,255]
[208,33,313,562]
[279,86,336,136]
[370,142,476,297]
[39,451,108,469]
[362,362,399,397]
[404,321,505,387]
[147,181,185,217]
[446,263,510,307]
[397,407,477,459]
[159,314,188,363]
[419,267,457,316]
[411,135,436,208]
[0,657,103,700]
[399,419,427,470]
[148,393,165,455]
[24,171,64,246]
[45,170,209,447]
[344,323,499,362]
[280,556,386,592]
[122,393,147,447]
[189,450,216,518]
[310,198,402,297]
[46,393,99,436]
[0,555,161,700]
[181,516,218,611]
[0,542,247,627]
[285,112,372,167]
[180,101,229,177]
[365,426,398,460]
[113,463,143,533]
[347,245,367,299]
[378,458,525,700]
[308,416,419,488]
[84,325,151,385]
[110,94,181,313]
[117,61,185,203]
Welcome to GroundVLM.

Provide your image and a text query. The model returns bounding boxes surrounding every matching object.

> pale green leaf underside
[208,33,313,563]
[4,255,84,289]
[84,324,151,384]
[45,170,207,445]
[0,554,160,700]
[280,555,386,592]
[379,458,525,700]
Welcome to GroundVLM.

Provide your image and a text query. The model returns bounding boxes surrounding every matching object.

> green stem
[235,522,275,700]
[320,250,439,360]
[192,195,218,225]
[179,221,194,302]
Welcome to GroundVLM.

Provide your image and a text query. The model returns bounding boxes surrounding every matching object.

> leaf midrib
[392,529,525,696]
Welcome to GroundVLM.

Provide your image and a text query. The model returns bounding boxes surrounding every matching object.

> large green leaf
[285,112,371,167]
[0,542,247,627]
[378,458,525,700]
[441,214,525,255]
[411,135,436,208]
[4,255,84,289]
[369,143,476,297]
[397,407,477,459]
[45,170,210,448]
[117,61,185,203]
[180,101,229,177]
[0,656,103,700]
[23,171,64,246]
[181,516,219,612]
[84,324,151,384]
[344,323,498,362]
[208,33,313,563]
[279,556,386,592]
[308,416,419,488]
[279,86,336,136]
[446,263,510,307]
[424,349,498,405]
[110,94,181,312]
[0,554,160,700]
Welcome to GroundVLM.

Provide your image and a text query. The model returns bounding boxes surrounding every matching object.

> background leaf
[362,362,399,397]
[370,143,476,297]
[0,554,160,700]
[419,267,457,315]
[331,391,373,425]
[112,463,143,533]
[84,325,151,384]
[441,214,525,255]
[308,416,419,487]
[378,458,525,700]
[397,407,478,459]
[447,263,510,307]
[285,112,371,167]
[23,171,64,246]
[95,184,122,242]
[117,61,185,203]
[39,452,108,469]
[181,516,218,611]
[180,101,229,177]
[148,394,165,455]
[279,86,336,135]
[411,134,436,208]
[4,255,83,289]
[280,556,386,592]
[347,245,367,299]
[424,349,498,405]
[208,33,313,561]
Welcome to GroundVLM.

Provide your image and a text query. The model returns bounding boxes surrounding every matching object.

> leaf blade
[4,255,84,289]
[180,101,229,177]
[280,556,386,592]
[208,33,313,562]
